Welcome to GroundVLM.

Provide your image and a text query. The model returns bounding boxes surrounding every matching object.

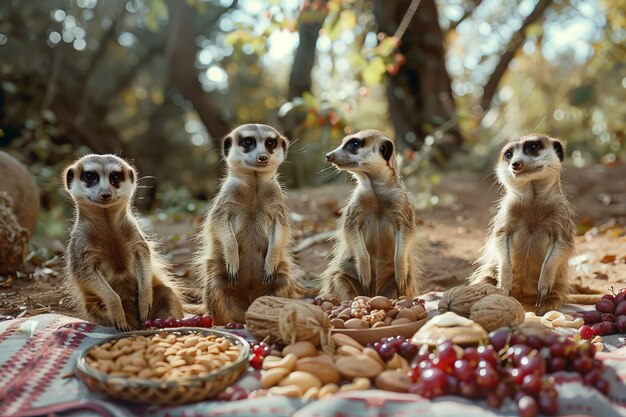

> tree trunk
[165,0,230,146]
[373,0,462,164]
[288,21,322,100]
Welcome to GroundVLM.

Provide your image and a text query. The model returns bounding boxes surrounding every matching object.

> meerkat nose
[99,192,112,201]
[511,160,523,171]
[257,154,268,163]
[325,153,334,162]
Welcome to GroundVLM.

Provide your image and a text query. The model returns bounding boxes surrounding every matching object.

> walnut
[438,284,505,318]
[350,299,369,319]
[362,309,386,324]
[469,294,526,332]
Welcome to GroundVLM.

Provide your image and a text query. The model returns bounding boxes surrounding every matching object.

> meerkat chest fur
[71,209,145,276]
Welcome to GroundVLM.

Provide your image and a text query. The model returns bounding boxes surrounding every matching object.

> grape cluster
[225,322,246,330]
[249,341,272,370]
[143,315,213,329]
[581,289,626,337]
[367,335,418,362]
[371,328,609,417]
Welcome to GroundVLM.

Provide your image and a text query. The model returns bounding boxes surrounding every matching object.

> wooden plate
[331,317,428,346]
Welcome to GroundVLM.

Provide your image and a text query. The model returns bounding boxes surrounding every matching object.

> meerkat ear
[64,166,75,189]
[380,139,394,162]
[128,166,136,183]
[222,135,233,159]
[281,135,289,157]
[552,139,565,161]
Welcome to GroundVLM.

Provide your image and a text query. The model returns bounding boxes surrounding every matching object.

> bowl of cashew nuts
[75,328,250,405]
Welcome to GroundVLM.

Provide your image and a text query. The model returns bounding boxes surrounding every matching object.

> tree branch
[480,0,552,112]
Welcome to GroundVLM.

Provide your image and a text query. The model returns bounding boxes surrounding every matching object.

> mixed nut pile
[316,295,427,329]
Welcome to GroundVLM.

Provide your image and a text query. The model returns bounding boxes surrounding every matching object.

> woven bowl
[75,328,250,405]
[331,317,428,346]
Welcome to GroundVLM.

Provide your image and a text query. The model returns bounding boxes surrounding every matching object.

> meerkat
[196,124,306,325]
[469,134,600,314]
[319,130,425,301]
[63,154,184,331]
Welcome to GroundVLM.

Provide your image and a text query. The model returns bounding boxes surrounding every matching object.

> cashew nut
[339,377,371,392]
[263,353,298,372]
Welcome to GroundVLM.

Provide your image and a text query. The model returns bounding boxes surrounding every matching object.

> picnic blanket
[2,307,626,417]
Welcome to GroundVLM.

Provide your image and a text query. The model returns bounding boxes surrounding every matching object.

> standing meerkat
[319,130,425,301]
[63,154,184,331]
[468,134,594,314]
[196,124,306,324]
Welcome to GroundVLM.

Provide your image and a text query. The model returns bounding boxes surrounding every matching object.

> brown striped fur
[195,124,305,324]
[469,135,576,314]
[319,130,426,301]
[63,154,183,331]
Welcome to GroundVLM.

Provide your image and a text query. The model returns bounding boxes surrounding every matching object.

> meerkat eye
[82,171,98,185]
[346,139,361,149]
[110,171,123,183]
[529,143,539,151]
[242,137,255,147]
[265,138,276,149]
[504,150,513,161]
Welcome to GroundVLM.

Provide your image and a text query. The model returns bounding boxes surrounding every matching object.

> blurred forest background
[1,0,625,240]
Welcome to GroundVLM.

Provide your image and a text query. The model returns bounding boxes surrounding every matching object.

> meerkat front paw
[113,317,132,332]
[139,298,152,324]
[356,260,372,294]
[536,280,551,307]
[224,254,240,285]
[499,266,513,295]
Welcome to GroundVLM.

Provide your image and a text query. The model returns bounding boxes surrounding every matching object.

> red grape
[517,395,539,417]
[548,357,566,373]
[573,356,593,374]
[592,322,607,336]
[458,381,481,399]
[521,374,542,396]
[462,347,479,366]
[495,381,511,398]
[143,319,154,329]
[616,315,626,332]
[538,390,559,416]
[488,328,511,352]
[249,353,263,369]
[616,301,626,316]
[420,368,448,397]
[583,368,602,385]
[507,344,533,365]
[152,318,164,328]
[163,317,178,328]
[601,293,615,303]
[603,321,618,335]
[476,366,499,389]
[578,324,594,340]
[583,310,603,325]
[615,291,626,305]
[602,313,616,322]
[453,359,474,382]
[486,392,503,408]
[526,335,543,350]
[398,341,418,360]
[445,375,460,395]
[377,343,396,362]
[477,345,499,367]
[200,315,214,327]
[225,322,245,329]
[596,299,616,314]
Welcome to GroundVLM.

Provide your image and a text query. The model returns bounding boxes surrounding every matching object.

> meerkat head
[221,124,288,174]
[496,134,565,188]
[325,130,398,175]
[63,154,137,209]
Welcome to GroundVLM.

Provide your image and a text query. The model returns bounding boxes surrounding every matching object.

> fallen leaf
[601,255,617,264]
[0,276,13,288]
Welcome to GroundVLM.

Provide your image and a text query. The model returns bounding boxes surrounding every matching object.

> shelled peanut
[316,295,427,329]
[256,334,412,399]
[85,332,244,380]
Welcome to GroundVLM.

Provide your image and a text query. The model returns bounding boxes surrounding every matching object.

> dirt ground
[1,164,625,321]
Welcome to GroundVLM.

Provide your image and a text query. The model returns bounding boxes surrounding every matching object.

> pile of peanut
[85,332,244,380]
[257,333,412,399]
[320,295,427,329]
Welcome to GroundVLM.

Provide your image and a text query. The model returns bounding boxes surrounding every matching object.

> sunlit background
[0,0,624,236]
